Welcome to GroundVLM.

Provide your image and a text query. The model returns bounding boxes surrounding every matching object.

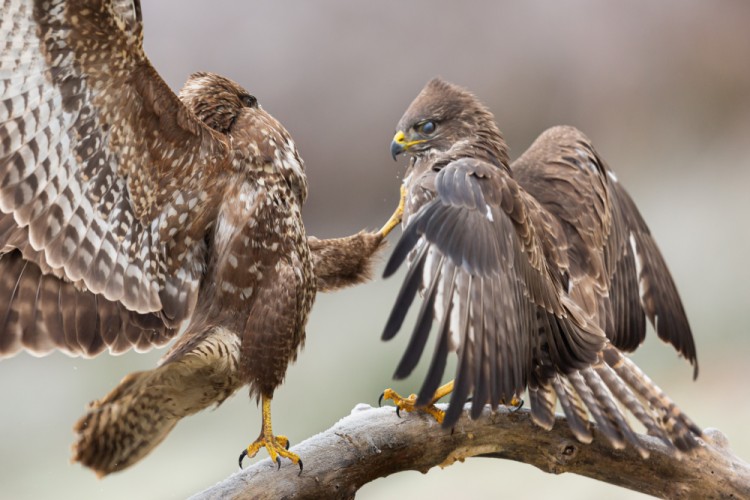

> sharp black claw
[298,459,304,476]
[511,398,525,413]
[396,406,401,418]
[238,449,248,469]
[285,439,290,450]
[378,392,385,407]
[276,456,281,470]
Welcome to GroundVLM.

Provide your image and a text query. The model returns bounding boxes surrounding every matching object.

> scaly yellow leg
[239,395,302,472]
[380,380,523,424]
[378,184,407,237]
[380,381,455,424]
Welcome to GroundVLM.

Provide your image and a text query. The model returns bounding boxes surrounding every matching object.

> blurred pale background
[2,1,749,498]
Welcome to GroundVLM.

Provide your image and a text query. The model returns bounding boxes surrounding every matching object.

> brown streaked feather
[242,258,310,399]
[307,231,386,292]
[0,249,174,359]
[385,157,608,417]
[385,78,700,454]
[610,182,698,377]
[73,326,242,477]
[514,126,697,376]
[551,375,593,443]
[5,0,392,477]
[1,0,231,353]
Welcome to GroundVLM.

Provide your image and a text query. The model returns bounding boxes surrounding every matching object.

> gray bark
[191,404,750,500]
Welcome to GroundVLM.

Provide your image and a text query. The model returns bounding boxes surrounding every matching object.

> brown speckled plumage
[384,78,701,455]
[1,0,387,475]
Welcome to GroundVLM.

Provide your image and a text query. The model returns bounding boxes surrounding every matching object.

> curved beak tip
[390,131,406,161]
[390,140,403,161]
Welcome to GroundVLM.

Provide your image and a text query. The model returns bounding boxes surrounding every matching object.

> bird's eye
[418,120,436,135]
[240,94,257,108]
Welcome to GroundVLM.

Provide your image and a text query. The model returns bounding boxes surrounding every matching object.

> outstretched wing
[0,0,230,357]
[513,126,698,377]
[507,126,700,450]
[608,180,698,376]
[383,158,606,425]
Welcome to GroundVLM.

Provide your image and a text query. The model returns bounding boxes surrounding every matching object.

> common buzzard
[0,0,402,475]
[381,78,700,455]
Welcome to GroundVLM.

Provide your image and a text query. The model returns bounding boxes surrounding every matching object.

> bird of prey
[381,78,701,455]
[0,0,402,475]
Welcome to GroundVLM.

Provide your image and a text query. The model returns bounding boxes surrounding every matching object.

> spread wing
[0,0,230,357]
[383,158,606,425]
[608,180,698,376]
[513,126,697,378]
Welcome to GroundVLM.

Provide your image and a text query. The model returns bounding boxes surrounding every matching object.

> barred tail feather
[72,327,242,476]
[551,375,592,443]
[528,345,701,456]
[528,380,557,431]
[72,369,179,476]
[602,346,701,452]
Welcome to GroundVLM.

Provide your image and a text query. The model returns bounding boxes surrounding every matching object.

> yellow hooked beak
[390,130,426,160]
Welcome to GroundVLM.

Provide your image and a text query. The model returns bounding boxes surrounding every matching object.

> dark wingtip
[382,313,402,342]
[382,244,428,342]
[383,251,403,279]
[382,221,422,279]
[441,404,463,429]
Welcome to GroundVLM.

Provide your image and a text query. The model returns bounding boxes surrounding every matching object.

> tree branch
[191,404,750,500]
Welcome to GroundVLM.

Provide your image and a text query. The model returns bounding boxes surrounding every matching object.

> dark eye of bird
[240,94,257,108]
[418,120,436,135]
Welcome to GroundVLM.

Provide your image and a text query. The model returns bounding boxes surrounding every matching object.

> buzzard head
[179,72,309,203]
[390,78,508,167]
[179,72,259,135]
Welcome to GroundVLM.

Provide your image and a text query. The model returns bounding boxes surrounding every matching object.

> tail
[72,326,243,476]
[528,345,701,457]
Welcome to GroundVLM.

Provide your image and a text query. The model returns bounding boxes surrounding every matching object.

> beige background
[2,1,749,498]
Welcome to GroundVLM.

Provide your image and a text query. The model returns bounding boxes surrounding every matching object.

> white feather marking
[629,232,646,302]
[448,277,464,350]
[607,170,618,182]
[485,204,494,222]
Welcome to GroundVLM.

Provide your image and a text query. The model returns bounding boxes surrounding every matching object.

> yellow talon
[508,396,523,408]
[380,381,455,425]
[239,396,302,472]
[380,381,522,424]
[378,184,407,237]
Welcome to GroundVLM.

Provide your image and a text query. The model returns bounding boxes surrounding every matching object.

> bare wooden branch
[191,404,750,500]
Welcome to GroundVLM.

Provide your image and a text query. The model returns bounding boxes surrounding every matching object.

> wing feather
[0,248,174,358]
[392,253,443,379]
[416,265,456,405]
[385,158,606,427]
[514,127,697,376]
[1,0,232,356]
[612,187,698,376]
[382,242,428,340]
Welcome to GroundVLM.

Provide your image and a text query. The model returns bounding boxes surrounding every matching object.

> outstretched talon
[508,397,524,412]
[380,382,522,425]
[378,184,407,238]
[238,395,302,474]
[380,383,454,425]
